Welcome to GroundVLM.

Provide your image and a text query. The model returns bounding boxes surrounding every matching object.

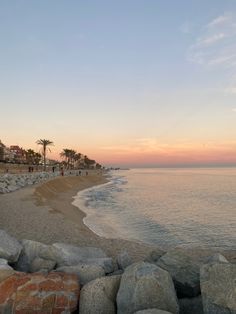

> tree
[36,139,54,171]
[60,149,77,169]
[84,155,96,169]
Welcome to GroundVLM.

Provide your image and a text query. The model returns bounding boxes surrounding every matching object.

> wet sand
[0,173,155,260]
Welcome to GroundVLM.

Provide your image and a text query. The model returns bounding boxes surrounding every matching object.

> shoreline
[0,172,156,261]
[0,172,235,263]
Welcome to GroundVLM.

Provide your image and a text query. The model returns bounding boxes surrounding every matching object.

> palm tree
[60,149,77,169]
[36,139,54,171]
[60,149,72,169]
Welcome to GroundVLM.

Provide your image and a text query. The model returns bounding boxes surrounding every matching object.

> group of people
[60,167,89,176]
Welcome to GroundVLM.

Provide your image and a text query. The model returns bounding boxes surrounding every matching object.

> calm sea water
[73,168,236,249]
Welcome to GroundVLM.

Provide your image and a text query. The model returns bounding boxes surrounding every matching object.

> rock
[53,243,114,273]
[85,257,114,274]
[179,296,203,314]
[56,264,105,286]
[135,310,174,314]
[116,251,132,270]
[116,262,179,314]
[0,230,22,263]
[0,271,79,313]
[53,243,107,264]
[30,257,56,273]
[145,249,165,263]
[15,239,58,272]
[156,246,221,297]
[206,253,229,264]
[79,275,121,314]
[0,259,13,271]
[200,262,236,313]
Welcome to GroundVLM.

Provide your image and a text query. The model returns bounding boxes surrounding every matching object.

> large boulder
[15,239,58,272]
[200,262,236,313]
[56,264,105,286]
[53,243,114,273]
[156,246,227,297]
[116,262,179,314]
[0,230,22,263]
[79,275,121,314]
[0,271,79,313]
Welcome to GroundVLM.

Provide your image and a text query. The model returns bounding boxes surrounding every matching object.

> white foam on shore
[72,173,128,239]
[72,168,236,249]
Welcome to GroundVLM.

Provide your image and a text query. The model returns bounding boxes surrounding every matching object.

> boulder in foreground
[116,262,179,314]
[79,275,121,314]
[200,262,236,314]
[0,271,79,313]
[15,239,58,272]
[156,246,228,297]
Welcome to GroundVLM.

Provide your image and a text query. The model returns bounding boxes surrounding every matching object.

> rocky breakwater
[0,229,235,313]
[0,172,60,194]
[0,169,86,194]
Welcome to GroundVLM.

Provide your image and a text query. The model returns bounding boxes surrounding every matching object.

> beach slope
[0,173,154,260]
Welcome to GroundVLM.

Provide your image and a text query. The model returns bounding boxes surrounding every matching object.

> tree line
[0,139,102,171]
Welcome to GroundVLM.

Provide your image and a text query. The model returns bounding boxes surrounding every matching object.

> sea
[72,168,236,250]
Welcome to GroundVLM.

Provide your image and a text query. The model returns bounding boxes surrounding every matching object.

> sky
[1,0,236,167]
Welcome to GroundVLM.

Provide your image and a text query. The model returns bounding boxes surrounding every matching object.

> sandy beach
[0,172,155,261]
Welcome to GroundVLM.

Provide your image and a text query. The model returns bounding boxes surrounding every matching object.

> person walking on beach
[60,167,64,176]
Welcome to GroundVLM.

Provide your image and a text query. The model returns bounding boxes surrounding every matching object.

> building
[10,145,26,164]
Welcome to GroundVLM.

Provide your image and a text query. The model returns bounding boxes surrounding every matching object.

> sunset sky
[1,0,236,167]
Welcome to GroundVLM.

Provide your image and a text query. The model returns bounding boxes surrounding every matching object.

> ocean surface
[72,168,236,249]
